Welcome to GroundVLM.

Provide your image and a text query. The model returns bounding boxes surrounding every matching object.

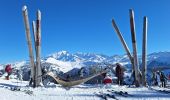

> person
[156,71,161,86]
[115,63,124,85]
[5,64,12,80]
[159,71,168,88]
[79,67,88,78]
[16,69,23,81]
[28,70,33,86]
[103,73,112,84]
[151,71,158,86]
[42,67,47,76]
[42,67,48,81]
[168,72,170,80]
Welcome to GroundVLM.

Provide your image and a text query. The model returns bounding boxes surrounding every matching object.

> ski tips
[22,5,27,11]
[37,10,41,20]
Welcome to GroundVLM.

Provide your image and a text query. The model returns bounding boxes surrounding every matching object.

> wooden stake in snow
[32,21,37,86]
[35,10,42,87]
[111,19,134,67]
[129,9,140,87]
[142,16,148,86]
[22,5,35,86]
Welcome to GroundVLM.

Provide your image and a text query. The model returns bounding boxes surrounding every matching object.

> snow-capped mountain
[1,50,170,81]
[47,50,131,64]
[2,50,170,71]
[47,50,170,67]
[147,51,170,64]
[47,50,111,63]
[41,50,170,74]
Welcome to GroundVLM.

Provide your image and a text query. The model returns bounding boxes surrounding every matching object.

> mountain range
[45,50,170,70]
[1,50,170,74]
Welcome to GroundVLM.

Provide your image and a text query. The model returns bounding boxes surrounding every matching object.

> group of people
[115,63,169,88]
[152,71,168,88]
[3,63,169,88]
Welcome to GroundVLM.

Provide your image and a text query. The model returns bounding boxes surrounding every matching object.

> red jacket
[103,76,112,84]
[5,64,12,73]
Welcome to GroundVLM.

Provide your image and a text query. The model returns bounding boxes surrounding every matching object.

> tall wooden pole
[111,19,135,71]
[22,5,35,86]
[142,16,148,86]
[35,10,42,87]
[32,21,37,87]
[129,9,140,87]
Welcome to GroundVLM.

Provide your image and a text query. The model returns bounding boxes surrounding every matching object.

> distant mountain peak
[57,50,69,55]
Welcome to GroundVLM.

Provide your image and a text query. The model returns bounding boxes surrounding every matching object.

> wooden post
[22,5,35,86]
[35,10,42,87]
[142,16,148,86]
[129,9,140,87]
[112,19,135,73]
[32,21,37,87]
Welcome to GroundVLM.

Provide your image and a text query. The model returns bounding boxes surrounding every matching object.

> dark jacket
[115,63,124,79]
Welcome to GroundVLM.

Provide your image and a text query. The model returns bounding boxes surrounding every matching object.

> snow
[0,78,170,100]
[22,5,27,11]
[148,51,170,64]
[45,57,82,73]
[12,61,26,69]
[0,65,4,70]
[37,10,41,20]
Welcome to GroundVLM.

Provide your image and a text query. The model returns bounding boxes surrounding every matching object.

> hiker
[156,71,161,86]
[16,69,23,81]
[78,68,84,78]
[79,67,88,78]
[115,63,124,85]
[168,72,170,80]
[5,64,12,80]
[28,70,33,86]
[103,74,112,84]
[42,67,48,81]
[159,71,168,88]
[151,71,158,86]
[42,67,47,76]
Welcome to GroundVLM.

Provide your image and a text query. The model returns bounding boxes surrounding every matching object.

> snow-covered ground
[0,78,170,100]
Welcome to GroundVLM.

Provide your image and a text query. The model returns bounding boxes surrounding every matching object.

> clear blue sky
[0,0,170,63]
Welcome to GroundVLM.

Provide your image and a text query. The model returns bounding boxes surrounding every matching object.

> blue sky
[0,0,170,63]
